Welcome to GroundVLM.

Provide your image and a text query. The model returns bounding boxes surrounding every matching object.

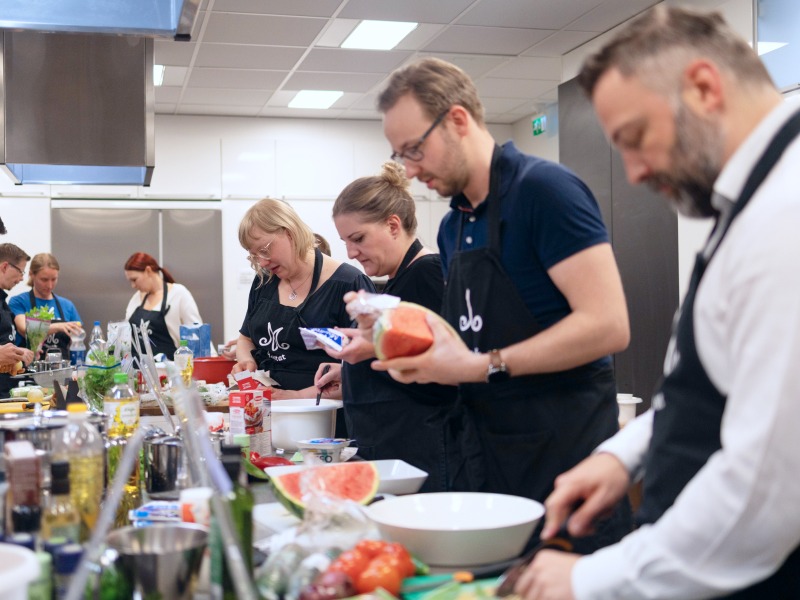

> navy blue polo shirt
[437,141,609,336]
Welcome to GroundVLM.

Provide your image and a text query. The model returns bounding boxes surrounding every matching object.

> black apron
[0,290,17,398]
[639,110,800,598]
[129,279,176,360]
[30,290,71,359]
[441,145,630,552]
[343,239,456,492]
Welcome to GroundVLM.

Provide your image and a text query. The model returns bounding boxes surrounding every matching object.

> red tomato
[249,451,261,462]
[328,549,370,583]
[355,539,388,560]
[378,544,415,578]
[355,562,402,596]
[253,455,294,469]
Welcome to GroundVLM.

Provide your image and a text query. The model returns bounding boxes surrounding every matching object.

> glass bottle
[210,454,254,600]
[53,543,83,600]
[174,340,194,386]
[41,460,81,543]
[51,403,105,543]
[104,372,140,439]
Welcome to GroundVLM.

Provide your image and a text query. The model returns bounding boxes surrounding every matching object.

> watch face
[487,366,510,383]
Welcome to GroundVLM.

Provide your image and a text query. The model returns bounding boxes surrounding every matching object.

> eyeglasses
[6,262,25,276]
[247,240,274,264]
[390,109,449,165]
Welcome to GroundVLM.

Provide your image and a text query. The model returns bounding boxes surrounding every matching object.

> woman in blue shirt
[10,252,83,359]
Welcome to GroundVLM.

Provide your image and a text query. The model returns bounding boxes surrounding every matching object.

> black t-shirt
[383,253,445,313]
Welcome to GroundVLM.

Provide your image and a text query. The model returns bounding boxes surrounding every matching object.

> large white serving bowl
[366,492,545,567]
[271,399,343,452]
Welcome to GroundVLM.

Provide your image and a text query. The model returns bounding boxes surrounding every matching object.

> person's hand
[220,338,238,360]
[322,328,375,364]
[55,321,83,337]
[541,452,631,540]
[231,359,257,375]
[515,550,579,600]
[0,343,28,367]
[343,291,380,331]
[271,388,305,400]
[371,314,476,385]
[314,362,342,399]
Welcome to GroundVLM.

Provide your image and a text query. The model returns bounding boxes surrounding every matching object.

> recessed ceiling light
[289,90,344,109]
[341,20,417,50]
[153,64,165,86]
[757,41,787,56]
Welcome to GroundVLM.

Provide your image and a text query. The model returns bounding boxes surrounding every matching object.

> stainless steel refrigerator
[51,205,224,350]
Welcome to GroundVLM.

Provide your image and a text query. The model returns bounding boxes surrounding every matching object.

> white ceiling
[154,0,663,124]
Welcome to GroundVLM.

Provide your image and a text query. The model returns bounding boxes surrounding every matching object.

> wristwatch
[486,349,510,383]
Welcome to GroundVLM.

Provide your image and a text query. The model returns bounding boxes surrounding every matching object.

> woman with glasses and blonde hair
[234,198,372,402]
[10,252,83,360]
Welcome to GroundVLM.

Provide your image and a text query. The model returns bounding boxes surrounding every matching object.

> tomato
[249,451,260,462]
[328,549,370,583]
[253,455,294,469]
[354,539,388,560]
[378,544,415,577]
[355,561,402,596]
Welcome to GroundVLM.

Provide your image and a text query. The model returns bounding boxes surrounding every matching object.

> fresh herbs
[79,349,121,412]
[25,305,55,320]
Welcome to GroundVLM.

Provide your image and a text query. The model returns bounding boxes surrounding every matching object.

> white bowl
[270,399,343,452]
[366,492,544,567]
[0,543,40,600]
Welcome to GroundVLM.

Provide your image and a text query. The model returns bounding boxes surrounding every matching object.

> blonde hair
[238,198,315,282]
[333,162,417,235]
[27,252,59,287]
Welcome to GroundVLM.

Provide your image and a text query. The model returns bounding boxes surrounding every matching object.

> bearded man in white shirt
[515,5,800,600]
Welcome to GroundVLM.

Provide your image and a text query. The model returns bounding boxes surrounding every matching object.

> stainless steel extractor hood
[0,30,155,186]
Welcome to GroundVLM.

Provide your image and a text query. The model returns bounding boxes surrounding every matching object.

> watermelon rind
[270,462,380,519]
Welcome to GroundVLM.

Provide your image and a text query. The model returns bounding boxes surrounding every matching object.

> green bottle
[210,455,253,600]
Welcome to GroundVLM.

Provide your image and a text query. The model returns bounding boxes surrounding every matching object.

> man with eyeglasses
[374,58,632,553]
[0,243,34,397]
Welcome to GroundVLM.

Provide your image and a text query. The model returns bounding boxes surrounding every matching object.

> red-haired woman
[124,252,202,359]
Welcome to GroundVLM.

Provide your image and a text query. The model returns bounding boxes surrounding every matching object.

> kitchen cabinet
[50,184,139,199]
[559,77,679,409]
[221,138,277,199]
[275,139,353,198]
[0,175,49,198]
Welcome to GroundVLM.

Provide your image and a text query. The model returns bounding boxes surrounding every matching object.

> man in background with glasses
[374,58,632,553]
[0,243,34,397]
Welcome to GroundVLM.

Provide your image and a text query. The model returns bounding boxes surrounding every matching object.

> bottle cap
[44,536,69,556]
[12,504,42,534]
[50,461,71,495]
[93,320,100,326]
[180,340,188,347]
[113,372,129,384]
[66,403,88,414]
[7,532,35,550]
[54,543,83,575]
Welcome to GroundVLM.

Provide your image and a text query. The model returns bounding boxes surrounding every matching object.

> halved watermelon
[271,462,380,519]
[373,302,435,360]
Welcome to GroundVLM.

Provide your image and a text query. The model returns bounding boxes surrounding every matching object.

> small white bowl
[270,399,343,451]
[366,492,544,567]
[372,459,428,495]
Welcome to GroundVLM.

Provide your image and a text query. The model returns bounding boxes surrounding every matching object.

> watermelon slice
[373,302,435,360]
[270,462,380,519]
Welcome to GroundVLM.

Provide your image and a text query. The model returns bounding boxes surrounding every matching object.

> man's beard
[426,130,471,198]
[646,104,723,218]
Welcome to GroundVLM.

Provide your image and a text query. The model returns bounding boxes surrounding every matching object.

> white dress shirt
[573,98,800,599]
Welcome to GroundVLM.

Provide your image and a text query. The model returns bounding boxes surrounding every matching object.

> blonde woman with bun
[315,162,456,492]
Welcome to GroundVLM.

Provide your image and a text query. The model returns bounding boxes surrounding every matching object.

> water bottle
[89,321,105,346]
[174,340,194,386]
[69,328,86,366]
[51,403,105,543]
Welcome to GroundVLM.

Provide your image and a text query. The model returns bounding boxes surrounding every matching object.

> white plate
[263,459,428,496]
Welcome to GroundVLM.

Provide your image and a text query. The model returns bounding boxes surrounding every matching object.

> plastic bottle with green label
[103,372,139,438]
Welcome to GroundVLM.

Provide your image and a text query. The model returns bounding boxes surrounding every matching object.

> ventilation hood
[0,30,155,186]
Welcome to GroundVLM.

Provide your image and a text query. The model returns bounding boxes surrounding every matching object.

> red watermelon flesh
[374,304,434,360]
[271,461,380,518]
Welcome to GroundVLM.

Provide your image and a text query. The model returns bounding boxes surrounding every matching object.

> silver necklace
[287,269,312,301]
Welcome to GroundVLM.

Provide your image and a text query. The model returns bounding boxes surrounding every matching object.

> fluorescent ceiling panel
[341,20,417,50]
[289,90,344,109]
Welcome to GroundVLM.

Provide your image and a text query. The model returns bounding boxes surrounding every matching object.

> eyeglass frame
[247,239,275,264]
[6,261,25,276]
[390,108,449,165]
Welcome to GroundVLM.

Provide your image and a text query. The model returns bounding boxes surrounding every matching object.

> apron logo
[259,322,290,352]
[459,288,483,333]
[140,319,154,339]
[46,333,58,347]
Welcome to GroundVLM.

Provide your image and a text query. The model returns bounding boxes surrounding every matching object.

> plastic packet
[345,291,401,320]
[299,327,350,352]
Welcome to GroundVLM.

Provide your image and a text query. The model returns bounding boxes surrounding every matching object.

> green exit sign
[532,115,547,136]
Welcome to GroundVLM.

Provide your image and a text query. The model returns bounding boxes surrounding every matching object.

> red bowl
[192,357,235,384]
